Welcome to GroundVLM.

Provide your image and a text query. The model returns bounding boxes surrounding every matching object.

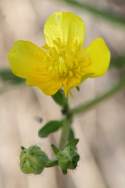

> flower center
[45,42,90,82]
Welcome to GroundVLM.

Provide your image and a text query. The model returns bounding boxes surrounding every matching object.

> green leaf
[0,69,24,84]
[52,90,68,107]
[51,144,59,155]
[38,120,64,138]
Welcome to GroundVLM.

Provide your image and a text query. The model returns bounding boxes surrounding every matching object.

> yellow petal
[44,11,85,47]
[86,38,110,77]
[8,40,47,78]
[63,77,81,95]
[27,77,61,95]
[8,40,61,95]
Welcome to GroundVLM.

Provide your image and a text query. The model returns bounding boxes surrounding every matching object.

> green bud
[52,139,80,174]
[20,145,48,174]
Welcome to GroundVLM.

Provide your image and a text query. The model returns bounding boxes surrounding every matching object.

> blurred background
[0,0,125,187]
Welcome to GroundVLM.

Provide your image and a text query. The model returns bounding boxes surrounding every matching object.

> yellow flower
[8,11,110,95]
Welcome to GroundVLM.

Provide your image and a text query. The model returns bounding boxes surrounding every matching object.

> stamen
[46,40,90,88]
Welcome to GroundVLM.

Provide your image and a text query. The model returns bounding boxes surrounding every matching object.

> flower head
[8,11,110,95]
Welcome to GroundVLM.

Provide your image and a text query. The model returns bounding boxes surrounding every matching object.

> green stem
[59,77,125,148]
[59,115,72,149]
[70,77,125,115]
[62,0,125,27]
[46,159,58,167]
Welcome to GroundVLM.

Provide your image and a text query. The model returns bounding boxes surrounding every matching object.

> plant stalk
[59,115,73,149]
[70,77,125,115]
[46,159,58,167]
[62,0,125,27]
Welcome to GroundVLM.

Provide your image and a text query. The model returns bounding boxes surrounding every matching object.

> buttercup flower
[8,11,110,95]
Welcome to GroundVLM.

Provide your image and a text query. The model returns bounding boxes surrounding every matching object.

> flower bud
[52,139,80,174]
[20,145,48,174]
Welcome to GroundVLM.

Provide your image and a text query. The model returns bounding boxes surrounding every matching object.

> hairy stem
[70,77,125,115]
[62,0,125,27]
[59,77,125,148]
[59,116,72,149]
[46,159,58,167]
